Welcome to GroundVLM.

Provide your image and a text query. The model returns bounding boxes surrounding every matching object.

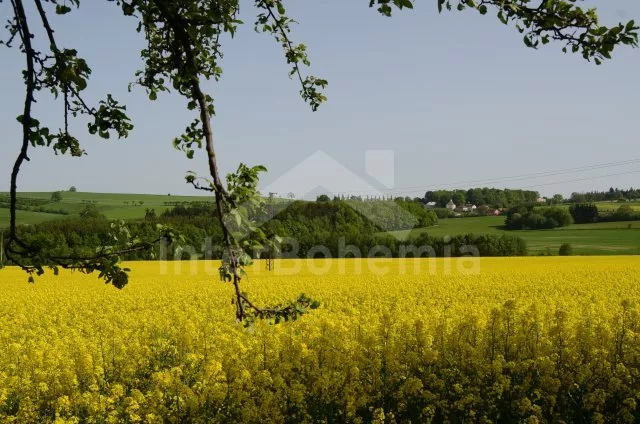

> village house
[446,200,456,211]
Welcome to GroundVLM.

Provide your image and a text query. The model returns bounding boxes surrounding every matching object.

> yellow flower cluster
[1,257,639,422]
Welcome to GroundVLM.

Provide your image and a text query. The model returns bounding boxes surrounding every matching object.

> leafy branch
[2,0,157,288]
[254,0,328,111]
[115,0,320,323]
[371,0,638,64]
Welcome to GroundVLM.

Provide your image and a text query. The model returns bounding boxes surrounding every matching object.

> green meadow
[0,191,214,228]
[392,216,640,256]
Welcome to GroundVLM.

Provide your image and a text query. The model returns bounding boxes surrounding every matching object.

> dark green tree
[79,203,104,220]
[451,192,466,207]
[569,203,599,223]
[558,243,573,256]
[541,207,573,227]
[50,191,63,203]
[613,204,639,221]
[570,192,588,203]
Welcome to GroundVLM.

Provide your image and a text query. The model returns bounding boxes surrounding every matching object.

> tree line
[570,187,640,203]
[569,203,640,223]
[3,201,527,264]
[504,202,640,230]
[424,188,540,208]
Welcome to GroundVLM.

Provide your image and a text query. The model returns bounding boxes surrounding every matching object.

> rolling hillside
[0,191,216,228]
[391,216,640,255]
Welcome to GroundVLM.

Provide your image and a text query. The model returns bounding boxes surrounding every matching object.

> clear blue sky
[1,0,638,199]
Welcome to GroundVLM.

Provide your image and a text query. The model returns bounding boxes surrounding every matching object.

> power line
[366,169,640,199]
[424,158,640,190]
[519,170,640,189]
[304,157,640,199]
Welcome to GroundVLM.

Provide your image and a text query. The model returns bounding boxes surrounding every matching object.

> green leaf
[122,3,135,15]
[626,20,636,32]
[55,5,72,15]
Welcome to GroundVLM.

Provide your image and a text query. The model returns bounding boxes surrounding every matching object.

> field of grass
[392,216,640,255]
[0,207,70,227]
[0,191,216,228]
[593,201,640,211]
[1,257,639,422]
[540,201,640,212]
[0,191,297,228]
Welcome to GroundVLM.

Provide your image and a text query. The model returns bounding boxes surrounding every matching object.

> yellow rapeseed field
[1,257,639,423]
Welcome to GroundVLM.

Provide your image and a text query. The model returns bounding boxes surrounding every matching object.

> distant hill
[0,191,217,228]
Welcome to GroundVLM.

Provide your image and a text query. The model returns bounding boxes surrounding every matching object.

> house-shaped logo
[261,150,418,239]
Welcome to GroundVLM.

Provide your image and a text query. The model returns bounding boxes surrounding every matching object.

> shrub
[559,243,573,256]
[506,205,572,230]
[433,208,454,219]
[541,207,573,227]
[543,217,559,229]
[50,191,63,203]
[523,213,546,229]
[569,203,598,224]
[79,204,105,219]
[613,205,638,221]
[506,212,523,230]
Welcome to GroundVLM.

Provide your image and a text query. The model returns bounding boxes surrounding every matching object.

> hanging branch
[147,0,320,322]
[3,0,162,287]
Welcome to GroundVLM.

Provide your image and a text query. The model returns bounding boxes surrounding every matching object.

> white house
[537,197,547,203]
[424,201,437,209]
[461,204,477,212]
[446,200,456,210]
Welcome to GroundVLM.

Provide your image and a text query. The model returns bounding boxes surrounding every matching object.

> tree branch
[260,2,310,100]
[154,0,246,320]
[8,0,35,251]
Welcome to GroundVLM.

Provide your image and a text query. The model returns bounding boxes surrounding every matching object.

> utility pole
[265,192,277,271]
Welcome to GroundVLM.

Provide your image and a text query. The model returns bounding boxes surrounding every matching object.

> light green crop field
[0,191,293,228]
[0,191,215,228]
[539,201,640,212]
[392,216,640,256]
[0,208,70,227]
[593,201,640,211]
